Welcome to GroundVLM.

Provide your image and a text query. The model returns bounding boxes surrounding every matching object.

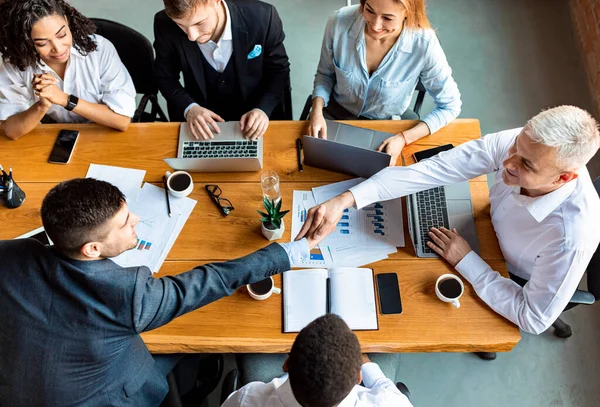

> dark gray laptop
[302,120,393,178]
[406,182,480,258]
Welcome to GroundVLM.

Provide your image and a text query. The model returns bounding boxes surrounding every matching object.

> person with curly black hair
[0,0,136,140]
[223,314,412,407]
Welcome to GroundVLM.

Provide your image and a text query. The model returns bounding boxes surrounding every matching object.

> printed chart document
[112,183,196,273]
[290,190,333,268]
[283,268,378,333]
[86,164,146,202]
[291,178,405,267]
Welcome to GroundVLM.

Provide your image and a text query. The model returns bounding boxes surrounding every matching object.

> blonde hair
[528,106,600,169]
[360,0,431,30]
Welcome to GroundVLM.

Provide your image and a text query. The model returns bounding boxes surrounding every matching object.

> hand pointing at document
[294,191,356,242]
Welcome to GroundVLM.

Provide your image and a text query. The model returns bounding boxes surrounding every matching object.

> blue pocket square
[247,44,262,59]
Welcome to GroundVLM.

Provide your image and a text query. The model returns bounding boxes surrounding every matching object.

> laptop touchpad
[334,127,374,149]
[448,199,480,254]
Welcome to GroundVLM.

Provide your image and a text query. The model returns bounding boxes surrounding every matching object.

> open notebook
[283,268,378,333]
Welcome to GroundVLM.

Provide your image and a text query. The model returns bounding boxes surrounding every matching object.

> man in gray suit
[0,178,317,407]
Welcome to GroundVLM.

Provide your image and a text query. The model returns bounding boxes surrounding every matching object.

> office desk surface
[0,119,487,183]
[0,120,520,353]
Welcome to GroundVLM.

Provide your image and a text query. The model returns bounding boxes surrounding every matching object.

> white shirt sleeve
[419,34,462,134]
[361,363,413,406]
[349,129,518,209]
[455,247,591,334]
[0,61,35,121]
[97,37,137,118]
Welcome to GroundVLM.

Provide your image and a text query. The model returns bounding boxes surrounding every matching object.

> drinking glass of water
[261,170,281,204]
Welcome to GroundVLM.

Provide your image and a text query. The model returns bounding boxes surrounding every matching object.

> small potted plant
[258,198,289,241]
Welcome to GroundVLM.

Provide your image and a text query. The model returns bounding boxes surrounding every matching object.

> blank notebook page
[329,268,377,330]
[283,269,328,332]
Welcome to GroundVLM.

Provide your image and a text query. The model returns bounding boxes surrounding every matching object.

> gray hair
[528,106,600,169]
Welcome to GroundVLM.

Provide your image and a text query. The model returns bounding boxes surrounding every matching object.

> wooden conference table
[0,119,520,353]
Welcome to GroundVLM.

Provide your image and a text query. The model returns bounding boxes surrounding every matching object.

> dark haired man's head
[0,0,97,70]
[285,314,362,407]
[163,0,224,44]
[41,178,139,259]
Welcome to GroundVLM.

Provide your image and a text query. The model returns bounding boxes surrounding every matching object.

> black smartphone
[48,129,80,164]
[413,143,454,163]
[376,273,403,314]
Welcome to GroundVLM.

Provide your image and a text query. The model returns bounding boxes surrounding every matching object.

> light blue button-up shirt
[312,5,462,134]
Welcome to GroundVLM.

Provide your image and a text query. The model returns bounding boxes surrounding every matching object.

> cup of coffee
[166,171,194,198]
[247,277,281,301]
[435,274,464,308]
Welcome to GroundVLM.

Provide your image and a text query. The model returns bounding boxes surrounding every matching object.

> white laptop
[164,122,263,172]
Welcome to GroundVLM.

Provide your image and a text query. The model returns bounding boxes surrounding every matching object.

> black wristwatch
[65,94,79,111]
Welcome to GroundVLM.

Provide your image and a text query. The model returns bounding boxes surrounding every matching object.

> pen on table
[0,164,6,184]
[162,175,172,217]
[296,138,303,172]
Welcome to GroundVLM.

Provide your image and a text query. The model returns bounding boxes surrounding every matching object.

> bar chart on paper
[291,179,405,268]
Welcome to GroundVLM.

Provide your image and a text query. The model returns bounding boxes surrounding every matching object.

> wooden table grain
[0,120,520,353]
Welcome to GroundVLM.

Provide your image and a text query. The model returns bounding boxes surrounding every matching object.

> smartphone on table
[413,144,454,163]
[48,129,80,164]
[376,272,403,315]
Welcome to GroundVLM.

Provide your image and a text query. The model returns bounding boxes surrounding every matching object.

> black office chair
[478,176,600,361]
[299,80,427,121]
[219,369,411,403]
[91,18,168,123]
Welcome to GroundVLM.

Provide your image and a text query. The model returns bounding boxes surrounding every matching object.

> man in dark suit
[154,0,290,141]
[0,178,315,407]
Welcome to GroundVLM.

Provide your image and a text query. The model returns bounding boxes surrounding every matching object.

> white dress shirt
[0,34,136,122]
[221,362,412,407]
[184,0,233,118]
[349,128,600,334]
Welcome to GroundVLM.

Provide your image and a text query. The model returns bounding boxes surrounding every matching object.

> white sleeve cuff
[102,90,137,118]
[361,362,388,388]
[184,103,200,119]
[454,250,490,284]
[278,238,310,266]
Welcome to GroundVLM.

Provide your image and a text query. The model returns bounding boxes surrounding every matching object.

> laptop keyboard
[182,140,258,159]
[415,187,450,254]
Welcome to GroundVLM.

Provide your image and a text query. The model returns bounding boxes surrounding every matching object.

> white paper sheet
[86,164,146,202]
[112,183,196,273]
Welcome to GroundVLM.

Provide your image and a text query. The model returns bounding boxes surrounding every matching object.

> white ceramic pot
[261,219,285,241]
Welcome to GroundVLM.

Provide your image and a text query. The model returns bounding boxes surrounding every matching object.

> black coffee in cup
[169,173,191,191]
[249,278,273,295]
[439,278,462,299]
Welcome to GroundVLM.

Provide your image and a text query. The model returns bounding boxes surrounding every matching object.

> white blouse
[0,34,136,123]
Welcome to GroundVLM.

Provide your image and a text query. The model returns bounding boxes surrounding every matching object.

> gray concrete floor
[70,0,600,405]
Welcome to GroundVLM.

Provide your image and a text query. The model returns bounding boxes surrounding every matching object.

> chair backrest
[91,18,157,95]
[586,176,600,299]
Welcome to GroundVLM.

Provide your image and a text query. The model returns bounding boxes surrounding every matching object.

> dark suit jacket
[0,239,289,407]
[153,0,290,122]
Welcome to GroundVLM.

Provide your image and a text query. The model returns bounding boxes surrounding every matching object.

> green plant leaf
[260,217,270,223]
[275,199,282,213]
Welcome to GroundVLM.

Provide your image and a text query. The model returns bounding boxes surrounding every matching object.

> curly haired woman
[0,0,136,139]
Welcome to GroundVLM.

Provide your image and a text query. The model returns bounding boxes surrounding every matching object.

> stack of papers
[86,164,196,273]
[290,178,404,268]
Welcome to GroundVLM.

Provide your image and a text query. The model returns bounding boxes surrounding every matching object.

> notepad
[283,268,378,333]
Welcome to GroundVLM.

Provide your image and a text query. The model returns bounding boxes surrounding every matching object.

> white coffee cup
[246,277,281,301]
[435,274,464,308]
[166,171,194,198]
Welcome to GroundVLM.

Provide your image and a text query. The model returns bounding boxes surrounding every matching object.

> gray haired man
[297,106,600,358]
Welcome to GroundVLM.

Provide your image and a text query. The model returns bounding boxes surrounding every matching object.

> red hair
[360,0,431,30]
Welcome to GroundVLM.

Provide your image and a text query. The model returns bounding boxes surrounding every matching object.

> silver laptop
[406,182,480,258]
[164,122,263,172]
[302,120,393,178]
